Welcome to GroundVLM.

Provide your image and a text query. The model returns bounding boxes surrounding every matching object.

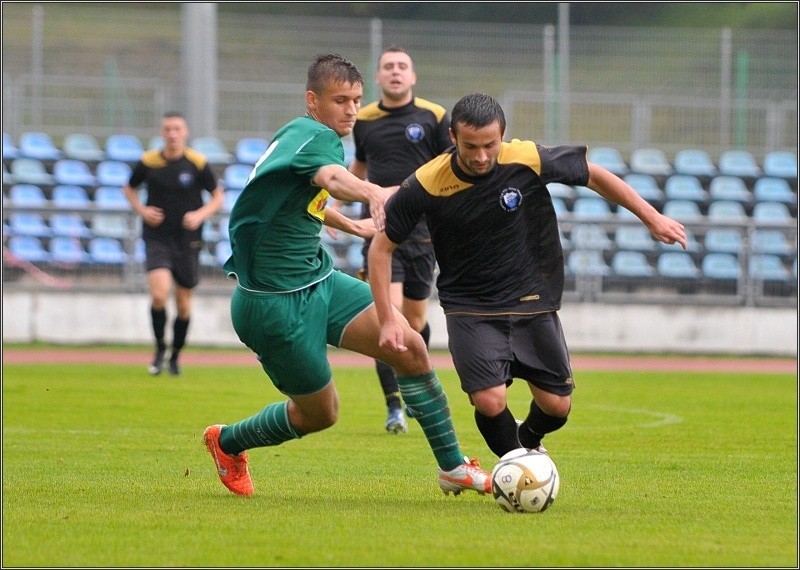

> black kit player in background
[124,111,224,376]
[329,46,452,434]
[369,93,689,458]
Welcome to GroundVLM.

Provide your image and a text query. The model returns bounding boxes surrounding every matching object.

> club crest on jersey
[307,188,330,222]
[405,123,425,143]
[500,187,522,211]
[179,172,194,187]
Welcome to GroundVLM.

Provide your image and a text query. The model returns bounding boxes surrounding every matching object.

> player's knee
[540,395,571,419]
[470,387,507,417]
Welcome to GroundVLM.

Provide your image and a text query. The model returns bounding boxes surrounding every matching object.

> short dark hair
[450,93,506,136]
[162,111,185,120]
[307,53,363,94]
[378,45,412,68]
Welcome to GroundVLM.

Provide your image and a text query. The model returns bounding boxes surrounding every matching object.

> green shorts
[231,271,374,396]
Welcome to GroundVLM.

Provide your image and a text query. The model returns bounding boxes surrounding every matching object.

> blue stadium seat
[752,201,792,223]
[342,139,355,165]
[703,228,742,254]
[630,148,673,177]
[223,163,252,191]
[749,255,790,281]
[49,236,90,264]
[551,197,568,216]
[199,246,217,267]
[588,146,629,176]
[9,184,47,207]
[623,173,666,205]
[659,229,702,253]
[572,185,596,199]
[718,150,761,179]
[657,251,700,279]
[572,197,612,219]
[235,137,269,165]
[346,243,364,269]
[753,177,796,206]
[91,214,129,238]
[95,160,132,187]
[762,151,797,180]
[94,186,130,210]
[215,240,232,266]
[218,216,230,240]
[223,189,243,213]
[707,200,747,221]
[614,225,657,252]
[134,238,146,263]
[53,159,96,187]
[662,200,702,222]
[701,252,742,280]
[570,224,613,250]
[546,183,576,201]
[3,132,19,160]
[3,161,12,185]
[148,136,164,151]
[673,149,717,179]
[52,185,91,209]
[752,230,792,256]
[567,249,611,276]
[105,134,144,163]
[88,237,128,264]
[10,158,55,186]
[18,131,62,161]
[664,174,708,204]
[8,213,51,237]
[50,213,93,238]
[611,250,655,277]
[708,176,753,205]
[7,236,50,263]
[62,133,105,162]
[191,136,234,165]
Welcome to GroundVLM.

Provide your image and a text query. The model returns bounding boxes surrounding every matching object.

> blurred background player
[124,111,224,376]
[331,46,451,433]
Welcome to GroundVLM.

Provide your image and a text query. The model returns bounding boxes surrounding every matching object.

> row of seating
[588,147,797,182]
[6,235,143,265]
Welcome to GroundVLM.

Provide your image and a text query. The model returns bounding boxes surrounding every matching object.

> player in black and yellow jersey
[369,93,688,457]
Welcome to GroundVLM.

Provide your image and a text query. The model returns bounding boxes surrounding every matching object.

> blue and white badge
[179,171,194,188]
[499,187,523,211]
[405,123,425,143]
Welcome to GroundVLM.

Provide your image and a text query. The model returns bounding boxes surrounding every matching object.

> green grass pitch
[2,357,797,567]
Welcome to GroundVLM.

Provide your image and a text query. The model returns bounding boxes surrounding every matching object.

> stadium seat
[567,249,611,276]
[148,136,164,151]
[18,131,62,161]
[707,200,747,221]
[10,158,55,186]
[50,213,93,238]
[623,173,666,205]
[52,185,91,209]
[588,146,629,176]
[191,136,234,165]
[751,230,792,256]
[664,174,708,204]
[217,216,230,240]
[342,139,356,165]
[8,213,51,237]
[105,134,144,163]
[49,236,90,264]
[570,224,613,250]
[199,246,217,267]
[551,197,568,216]
[53,159,96,187]
[749,254,790,281]
[753,177,796,206]
[662,200,702,222]
[752,201,792,223]
[215,240,232,266]
[94,186,130,210]
[572,185,597,199]
[62,133,105,162]
[614,225,657,252]
[629,148,673,177]
[3,132,19,160]
[657,251,700,279]
[134,238,146,263]
[91,214,129,238]
[88,237,128,264]
[611,250,655,277]
[223,189,242,213]
[7,236,50,263]
[762,150,797,180]
[701,252,742,280]
[672,148,717,180]
[346,243,364,269]
[546,183,576,201]
[9,184,47,207]
[658,229,701,253]
[571,197,612,219]
[223,163,252,191]
[718,149,761,180]
[95,160,132,187]
[235,137,269,165]
[703,228,742,254]
[3,161,12,185]
[708,176,753,205]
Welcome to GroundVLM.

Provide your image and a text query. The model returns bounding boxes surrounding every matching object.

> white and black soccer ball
[491,448,560,513]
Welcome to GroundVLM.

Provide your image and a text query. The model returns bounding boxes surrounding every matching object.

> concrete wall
[3,291,797,357]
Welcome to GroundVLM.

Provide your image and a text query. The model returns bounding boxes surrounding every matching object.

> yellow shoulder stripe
[415,154,472,197]
[184,148,209,169]
[141,149,166,168]
[356,101,388,121]
[498,139,541,173]
[414,97,448,123]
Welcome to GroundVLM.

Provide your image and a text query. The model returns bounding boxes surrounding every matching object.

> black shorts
[446,311,574,396]
[363,239,436,301]
[144,238,201,289]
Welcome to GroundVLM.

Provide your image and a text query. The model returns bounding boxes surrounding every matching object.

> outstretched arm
[313,164,393,231]
[368,232,407,352]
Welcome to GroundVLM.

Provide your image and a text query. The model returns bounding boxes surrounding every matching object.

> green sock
[397,371,464,471]
[219,401,301,455]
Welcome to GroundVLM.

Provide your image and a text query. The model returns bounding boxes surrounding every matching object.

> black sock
[375,360,401,410]
[171,317,190,359]
[151,307,167,351]
[475,406,520,458]
[519,400,569,449]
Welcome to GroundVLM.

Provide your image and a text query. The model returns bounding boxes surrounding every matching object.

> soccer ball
[491,448,560,513]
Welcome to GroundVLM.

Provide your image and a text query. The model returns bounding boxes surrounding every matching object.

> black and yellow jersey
[384,140,589,314]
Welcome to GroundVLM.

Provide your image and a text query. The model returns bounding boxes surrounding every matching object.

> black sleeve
[384,176,427,245]
[128,161,147,188]
[537,144,590,187]
[199,163,219,191]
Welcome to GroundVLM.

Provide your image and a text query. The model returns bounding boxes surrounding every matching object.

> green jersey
[224,116,347,292]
